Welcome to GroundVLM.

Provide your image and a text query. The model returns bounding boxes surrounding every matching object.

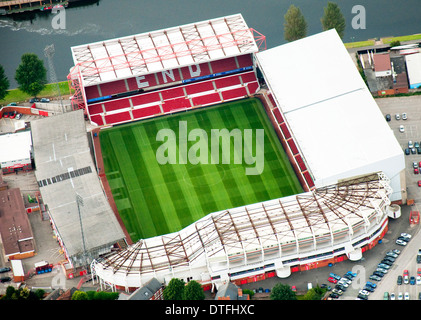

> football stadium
[64,14,405,291]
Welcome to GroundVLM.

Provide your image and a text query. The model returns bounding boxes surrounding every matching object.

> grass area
[344,40,375,49]
[100,98,303,241]
[0,81,71,106]
[382,34,421,44]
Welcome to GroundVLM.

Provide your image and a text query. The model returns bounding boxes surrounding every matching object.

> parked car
[401,233,412,239]
[392,249,401,255]
[404,292,409,300]
[402,112,407,120]
[357,293,368,300]
[329,273,341,281]
[397,236,410,243]
[409,141,414,148]
[29,98,40,103]
[410,276,416,285]
[414,168,419,174]
[378,263,391,269]
[0,277,11,283]
[398,292,403,300]
[332,288,343,296]
[381,259,393,266]
[359,289,370,296]
[390,293,395,300]
[418,181,421,187]
[397,275,403,285]
[415,142,420,149]
[395,113,400,120]
[384,256,395,262]
[329,293,339,299]
[346,271,357,278]
[386,251,398,258]
[396,239,408,246]
[9,111,16,119]
[373,271,385,278]
[0,267,11,273]
[3,112,9,118]
[400,125,405,133]
[40,98,50,103]
[328,277,338,284]
[405,148,410,155]
[376,268,388,274]
[369,274,382,281]
[417,276,421,285]
[385,114,391,121]
[15,113,22,120]
[363,285,375,292]
[366,281,377,289]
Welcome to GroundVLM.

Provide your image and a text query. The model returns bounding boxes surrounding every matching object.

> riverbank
[345,33,421,49]
[0,81,71,106]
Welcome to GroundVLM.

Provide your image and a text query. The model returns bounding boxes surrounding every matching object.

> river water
[1,0,421,88]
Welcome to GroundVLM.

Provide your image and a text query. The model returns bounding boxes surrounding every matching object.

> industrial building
[0,130,33,174]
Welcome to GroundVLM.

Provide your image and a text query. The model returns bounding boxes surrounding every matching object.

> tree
[321,2,346,39]
[270,283,297,300]
[71,290,89,300]
[184,280,205,300]
[302,285,325,300]
[284,5,308,42]
[15,53,47,97]
[163,278,186,300]
[0,65,9,101]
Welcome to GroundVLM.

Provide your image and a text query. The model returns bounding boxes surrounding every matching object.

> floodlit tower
[44,44,64,113]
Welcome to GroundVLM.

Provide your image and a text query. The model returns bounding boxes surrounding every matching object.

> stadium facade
[66,15,405,291]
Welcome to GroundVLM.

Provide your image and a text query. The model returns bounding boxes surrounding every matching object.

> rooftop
[69,13,262,87]
[0,187,35,257]
[31,110,125,266]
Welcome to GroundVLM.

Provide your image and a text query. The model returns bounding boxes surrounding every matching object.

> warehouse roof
[31,110,125,265]
[0,131,32,166]
[255,29,404,190]
[69,13,261,87]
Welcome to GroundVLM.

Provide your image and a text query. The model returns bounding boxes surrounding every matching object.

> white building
[255,29,405,202]
[405,52,421,89]
[0,131,32,174]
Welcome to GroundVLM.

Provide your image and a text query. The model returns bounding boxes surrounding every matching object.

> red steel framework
[67,27,266,111]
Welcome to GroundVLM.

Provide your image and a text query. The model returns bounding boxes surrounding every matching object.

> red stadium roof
[69,14,265,87]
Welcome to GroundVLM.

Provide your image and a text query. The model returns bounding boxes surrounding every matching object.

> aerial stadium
[64,14,405,292]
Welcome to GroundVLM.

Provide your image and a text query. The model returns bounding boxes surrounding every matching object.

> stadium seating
[100,80,127,96]
[210,57,238,74]
[87,65,259,126]
[132,105,162,119]
[85,85,101,100]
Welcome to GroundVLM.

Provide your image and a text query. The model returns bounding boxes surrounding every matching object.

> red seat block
[88,103,104,115]
[162,97,191,113]
[191,93,221,107]
[221,87,247,101]
[103,99,131,112]
[132,105,161,119]
[131,92,161,106]
[104,111,131,125]
[90,114,104,126]
[185,81,214,95]
[214,75,241,89]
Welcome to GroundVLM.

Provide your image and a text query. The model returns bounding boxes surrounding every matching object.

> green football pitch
[100,98,302,241]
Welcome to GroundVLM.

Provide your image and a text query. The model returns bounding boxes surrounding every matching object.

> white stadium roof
[70,14,260,87]
[256,29,405,200]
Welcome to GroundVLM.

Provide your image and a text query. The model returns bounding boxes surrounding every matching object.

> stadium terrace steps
[87,70,260,126]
